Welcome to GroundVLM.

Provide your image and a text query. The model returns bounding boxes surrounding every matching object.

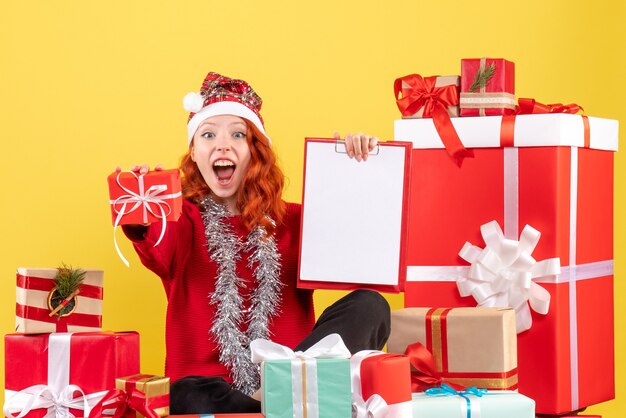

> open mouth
[213,159,236,185]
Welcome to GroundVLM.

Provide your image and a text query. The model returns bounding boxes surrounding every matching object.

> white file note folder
[298,138,411,291]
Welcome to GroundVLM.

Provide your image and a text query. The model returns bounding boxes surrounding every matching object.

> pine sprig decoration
[54,263,86,299]
[469,63,496,92]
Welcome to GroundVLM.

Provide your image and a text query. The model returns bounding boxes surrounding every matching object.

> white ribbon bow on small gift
[251,333,351,362]
[251,333,351,418]
[457,220,561,333]
[352,393,388,418]
[110,170,181,267]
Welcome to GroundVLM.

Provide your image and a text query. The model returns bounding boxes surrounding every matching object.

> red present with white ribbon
[3,332,140,417]
[108,169,182,267]
[394,113,618,414]
[15,267,104,334]
[350,350,412,418]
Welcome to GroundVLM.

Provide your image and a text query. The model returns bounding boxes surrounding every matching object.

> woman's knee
[344,289,391,335]
[349,289,391,318]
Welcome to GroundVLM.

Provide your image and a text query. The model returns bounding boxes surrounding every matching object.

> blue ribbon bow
[425,383,488,418]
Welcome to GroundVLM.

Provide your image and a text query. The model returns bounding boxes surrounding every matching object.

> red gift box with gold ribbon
[110,374,170,417]
[387,307,518,392]
[4,332,140,417]
[393,111,618,415]
[15,267,104,334]
[460,57,516,116]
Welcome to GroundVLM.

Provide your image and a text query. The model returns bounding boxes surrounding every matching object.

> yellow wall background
[1,0,624,416]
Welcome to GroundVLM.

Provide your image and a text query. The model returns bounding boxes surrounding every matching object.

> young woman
[121,72,390,414]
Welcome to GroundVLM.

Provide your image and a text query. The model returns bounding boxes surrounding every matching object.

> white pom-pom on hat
[183,92,205,113]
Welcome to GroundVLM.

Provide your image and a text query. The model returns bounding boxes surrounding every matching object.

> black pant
[170,289,391,414]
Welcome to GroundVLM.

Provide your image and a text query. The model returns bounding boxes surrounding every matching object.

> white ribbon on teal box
[251,333,352,418]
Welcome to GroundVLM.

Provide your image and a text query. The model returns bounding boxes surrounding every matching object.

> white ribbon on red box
[457,220,558,333]
[110,170,181,267]
[406,147,614,411]
[3,333,109,418]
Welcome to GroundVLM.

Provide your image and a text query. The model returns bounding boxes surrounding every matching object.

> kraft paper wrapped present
[251,334,351,418]
[394,74,469,166]
[459,57,515,116]
[412,384,535,418]
[388,307,517,391]
[15,267,104,334]
[394,113,618,414]
[350,350,412,417]
[3,332,140,417]
[395,74,460,118]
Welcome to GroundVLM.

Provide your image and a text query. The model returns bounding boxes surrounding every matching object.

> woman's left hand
[335,132,379,162]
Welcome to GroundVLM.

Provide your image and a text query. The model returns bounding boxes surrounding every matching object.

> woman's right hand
[114,164,165,228]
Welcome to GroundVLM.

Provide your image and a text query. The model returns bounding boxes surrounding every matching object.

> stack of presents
[3,57,618,418]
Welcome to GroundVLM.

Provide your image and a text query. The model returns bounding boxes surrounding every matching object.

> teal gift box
[412,386,535,418]
[251,334,352,418]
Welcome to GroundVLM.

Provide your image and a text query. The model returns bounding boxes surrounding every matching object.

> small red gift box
[114,374,170,417]
[460,58,515,116]
[108,169,183,266]
[4,332,140,417]
[394,113,618,414]
[15,267,104,334]
[351,351,412,417]
[108,169,183,226]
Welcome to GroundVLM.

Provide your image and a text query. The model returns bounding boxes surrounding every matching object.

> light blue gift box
[260,357,352,418]
[412,386,535,418]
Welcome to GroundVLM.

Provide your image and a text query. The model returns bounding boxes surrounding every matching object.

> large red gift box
[394,113,618,415]
[108,169,183,227]
[4,332,140,417]
[15,267,104,334]
[459,58,515,116]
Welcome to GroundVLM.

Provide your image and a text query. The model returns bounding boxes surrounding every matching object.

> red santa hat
[183,72,270,145]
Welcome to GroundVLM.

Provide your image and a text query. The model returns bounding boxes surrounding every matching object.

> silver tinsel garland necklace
[201,196,283,395]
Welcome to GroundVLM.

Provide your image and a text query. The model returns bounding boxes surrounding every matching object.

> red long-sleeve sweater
[124,200,315,383]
